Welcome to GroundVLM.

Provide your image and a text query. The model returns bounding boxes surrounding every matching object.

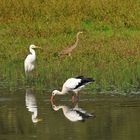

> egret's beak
[37,118,43,122]
[33,118,43,123]
[35,46,42,49]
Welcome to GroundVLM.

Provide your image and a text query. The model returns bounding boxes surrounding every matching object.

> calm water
[0,88,140,140]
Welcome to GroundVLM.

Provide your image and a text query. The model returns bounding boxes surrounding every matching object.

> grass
[0,0,140,94]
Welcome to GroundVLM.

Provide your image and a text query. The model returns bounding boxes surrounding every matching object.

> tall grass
[0,0,140,93]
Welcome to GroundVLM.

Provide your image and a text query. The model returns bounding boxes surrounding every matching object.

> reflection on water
[25,88,42,123]
[0,89,140,140]
[51,101,95,122]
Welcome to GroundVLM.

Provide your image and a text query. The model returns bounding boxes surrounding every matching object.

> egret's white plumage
[52,103,94,122]
[51,76,95,101]
[24,44,40,75]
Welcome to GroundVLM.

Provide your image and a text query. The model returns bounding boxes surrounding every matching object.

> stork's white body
[51,76,95,101]
[62,78,86,94]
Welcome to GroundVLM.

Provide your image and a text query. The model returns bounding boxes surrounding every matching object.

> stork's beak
[50,95,54,101]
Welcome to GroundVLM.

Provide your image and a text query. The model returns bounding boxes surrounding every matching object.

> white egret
[24,44,41,76]
[51,76,95,102]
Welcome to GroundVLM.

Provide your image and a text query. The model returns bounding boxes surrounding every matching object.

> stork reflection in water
[25,88,42,123]
[51,101,95,122]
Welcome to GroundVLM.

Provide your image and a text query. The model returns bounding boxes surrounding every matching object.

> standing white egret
[24,44,41,75]
[51,76,95,102]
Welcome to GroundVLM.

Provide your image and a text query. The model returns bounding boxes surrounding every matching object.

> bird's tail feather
[75,76,95,83]
[87,78,95,83]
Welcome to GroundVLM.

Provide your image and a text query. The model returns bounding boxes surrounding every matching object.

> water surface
[0,88,140,140]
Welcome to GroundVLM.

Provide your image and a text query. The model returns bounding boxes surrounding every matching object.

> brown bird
[59,31,83,57]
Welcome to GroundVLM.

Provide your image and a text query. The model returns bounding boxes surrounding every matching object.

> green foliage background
[0,0,140,93]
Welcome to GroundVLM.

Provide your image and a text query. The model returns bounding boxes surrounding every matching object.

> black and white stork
[51,76,95,102]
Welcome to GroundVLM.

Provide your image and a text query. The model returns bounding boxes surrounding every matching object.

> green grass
[0,0,140,94]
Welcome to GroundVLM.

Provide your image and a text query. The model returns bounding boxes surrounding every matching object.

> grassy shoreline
[0,0,140,93]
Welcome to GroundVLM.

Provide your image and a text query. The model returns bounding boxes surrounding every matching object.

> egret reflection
[25,88,42,123]
[51,101,95,122]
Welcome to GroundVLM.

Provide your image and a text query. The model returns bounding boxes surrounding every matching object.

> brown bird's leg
[69,53,73,60]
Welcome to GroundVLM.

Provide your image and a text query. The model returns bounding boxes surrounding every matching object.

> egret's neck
[30,48,36,56]
[32,109,37,120]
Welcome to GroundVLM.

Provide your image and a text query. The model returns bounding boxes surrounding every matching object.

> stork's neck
[53,105,68,111]
[55,90,66,95]
[30,48,36,56]
[56,105,63,110]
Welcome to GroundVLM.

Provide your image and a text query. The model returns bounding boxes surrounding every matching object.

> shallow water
[0,88,140,140]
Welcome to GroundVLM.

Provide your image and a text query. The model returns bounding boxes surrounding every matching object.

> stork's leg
[76,93,79,102]
[76,96,79,102]
[72,95,75,103]
[74,102,78,108]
